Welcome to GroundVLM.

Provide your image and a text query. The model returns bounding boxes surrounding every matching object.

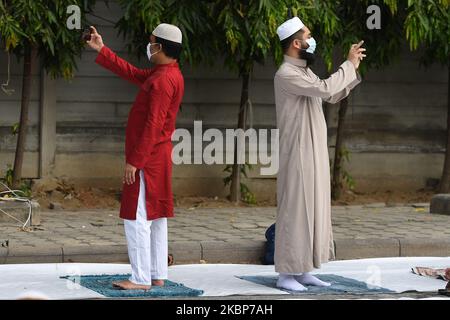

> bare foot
[152,279,165,286]
[112,280,151,291]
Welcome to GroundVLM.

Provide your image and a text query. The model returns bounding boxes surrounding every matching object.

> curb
[0,238,449,264]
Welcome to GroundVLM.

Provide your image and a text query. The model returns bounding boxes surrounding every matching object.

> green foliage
[331,0,403,74]
[223,163,257,204]
[240,182,257,205]
[209,0,287,75]
[340,147,356,191]
[116,0,290,74]
[285,0,339,70]
[404,0,449,65]
[223,165,233,186]
[11,122,19,135]
[4,164,13,187]
[0,0,96,79]
[18,179,32,198]
[332,145,356,192]
[116,0,214,67]
[1,164,31,197]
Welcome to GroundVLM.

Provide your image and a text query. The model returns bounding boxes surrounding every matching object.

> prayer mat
[61,274,204,298]
[237,274,394,295]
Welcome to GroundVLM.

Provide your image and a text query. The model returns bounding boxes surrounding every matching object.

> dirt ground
[330,188,435,206]
[31,178,121,210]
[30,178,435,210]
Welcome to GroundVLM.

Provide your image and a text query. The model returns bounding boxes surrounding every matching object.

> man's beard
[299,50,315,66]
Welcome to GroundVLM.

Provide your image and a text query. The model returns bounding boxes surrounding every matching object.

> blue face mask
[305,37,316,54]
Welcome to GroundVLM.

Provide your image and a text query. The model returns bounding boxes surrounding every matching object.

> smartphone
[82,26,94,41]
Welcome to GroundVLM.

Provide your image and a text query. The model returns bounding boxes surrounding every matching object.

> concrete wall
[0,1,448,201]
[0,49,41,178]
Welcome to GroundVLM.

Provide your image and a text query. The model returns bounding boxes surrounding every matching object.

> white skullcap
[277,17,305,41]
[152,23,182,44]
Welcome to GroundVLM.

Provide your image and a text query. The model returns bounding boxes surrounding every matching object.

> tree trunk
[230,72,250,203]
[12,44,37,188]
[439,62,450,193]
[331,96,349,200]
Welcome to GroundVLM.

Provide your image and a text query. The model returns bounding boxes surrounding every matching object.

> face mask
[305,37,316,54]
[146,42,161,61]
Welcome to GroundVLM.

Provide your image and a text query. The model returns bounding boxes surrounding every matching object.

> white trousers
[124,170,168,286]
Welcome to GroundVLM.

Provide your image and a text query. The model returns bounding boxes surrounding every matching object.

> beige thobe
[274,55,361,274]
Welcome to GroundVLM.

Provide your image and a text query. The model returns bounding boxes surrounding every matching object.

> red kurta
[95,46,184,220]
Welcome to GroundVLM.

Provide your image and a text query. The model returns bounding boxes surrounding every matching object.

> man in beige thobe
[274,17,366,291]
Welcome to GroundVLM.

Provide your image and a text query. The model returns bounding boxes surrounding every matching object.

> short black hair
[280,29,304,53]
[155,36,182,60]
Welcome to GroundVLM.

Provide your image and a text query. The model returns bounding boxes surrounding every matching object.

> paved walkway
[1,203,450,264]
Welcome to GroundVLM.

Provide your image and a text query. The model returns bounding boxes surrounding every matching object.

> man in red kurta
[87,24,184,290]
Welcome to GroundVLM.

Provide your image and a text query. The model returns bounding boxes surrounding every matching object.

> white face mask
[305,37,316,54]
[146,42,161,61]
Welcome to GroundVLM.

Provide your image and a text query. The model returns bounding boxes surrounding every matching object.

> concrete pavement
[1,203,450,264]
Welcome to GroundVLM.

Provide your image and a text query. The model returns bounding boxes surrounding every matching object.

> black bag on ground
[264,223,276,265]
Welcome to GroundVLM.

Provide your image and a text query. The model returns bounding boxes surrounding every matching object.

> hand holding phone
[85,26,104,52]
[348,40,366,69]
